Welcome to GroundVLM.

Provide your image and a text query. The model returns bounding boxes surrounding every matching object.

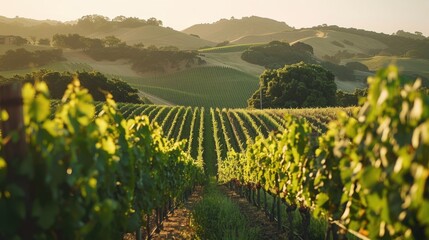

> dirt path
[219,185,289,240]
[290,30,328,45]
[151,186,203,239]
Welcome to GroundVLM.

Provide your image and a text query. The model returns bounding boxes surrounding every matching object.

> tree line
[0,70,143,103]
[0,48,64,70]
[0,15,163,38]
[52,33,205,73]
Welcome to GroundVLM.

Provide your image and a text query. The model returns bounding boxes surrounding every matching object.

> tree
[38,38,51,46]
[247,62,337,108]
[13,36,28,46]
[103,36,123,47]
[345,61,369,71]
[216,41,229,47]
[147,17,162,26]
[77,15,110,31]
[291,41,313,55]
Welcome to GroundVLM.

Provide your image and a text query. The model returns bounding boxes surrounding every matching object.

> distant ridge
[0,15,214,50]
[0,16,62,26]
[182,16,293,42]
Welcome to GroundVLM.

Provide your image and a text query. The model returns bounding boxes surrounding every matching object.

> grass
[198,43,264,53]
[303,30,387,58]
[335,79,367,92]
[192,179,260,240]
[255,189,327,239]
[123,66,259,108]
[354,56,429,79]
[202,51,265,77]
[232,29,318,45]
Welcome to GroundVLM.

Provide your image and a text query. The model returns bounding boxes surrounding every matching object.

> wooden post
[146,214,151,240]
[0,82,30,239]
[0,82,26,161]
[277,198,282,231]
[270,196,276,221]
[257,187,261,209]
[136,225,142,240]
[263,190,267,215]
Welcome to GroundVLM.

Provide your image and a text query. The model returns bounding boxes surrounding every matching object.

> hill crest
[182,16,293,42]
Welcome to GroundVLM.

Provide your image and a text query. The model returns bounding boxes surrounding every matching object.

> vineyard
[122,66,259,108]
[1,66,428,239]
[92,102,350,176]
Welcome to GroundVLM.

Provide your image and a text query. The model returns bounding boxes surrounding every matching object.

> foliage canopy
[248,62,337,108]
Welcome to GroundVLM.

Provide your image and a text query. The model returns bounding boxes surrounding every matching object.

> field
[121,66,258,108]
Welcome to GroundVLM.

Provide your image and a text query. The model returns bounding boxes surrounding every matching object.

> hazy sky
[1,0,428,36]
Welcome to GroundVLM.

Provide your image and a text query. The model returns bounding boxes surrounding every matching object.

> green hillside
[348,56,429,79]
[122,66,259,108]
[183,16,293,42]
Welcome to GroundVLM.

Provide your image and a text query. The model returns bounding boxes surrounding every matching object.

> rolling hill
[88,25,214,50]
[183,16,293,42]
[0,15,215,50]
[1,15,428,107]
[0,16,62,26]
[230,29,387,58]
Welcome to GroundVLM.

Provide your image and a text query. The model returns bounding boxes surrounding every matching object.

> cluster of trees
[1,70,142,103]
[321,50,367,64]
[241,41,313,69]
[319,61,355,81]
[0,48,64,70]
[52,34,104,49]
[394,30,426,40]
[242,41,359,81]
[86,44,203,73]
[345,61,369,71]
[335,88,367,106]
[76,15,162,31]
[0,16,163,40]
[37,38,51,46]
[248,62,337,108]
[0,35,28,46]
[51,33,203,72]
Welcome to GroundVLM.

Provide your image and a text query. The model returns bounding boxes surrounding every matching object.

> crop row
[105,104,349,179]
